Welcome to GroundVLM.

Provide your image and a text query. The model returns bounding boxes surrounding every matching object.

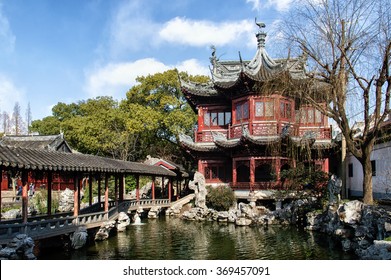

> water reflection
[38,216,357,260]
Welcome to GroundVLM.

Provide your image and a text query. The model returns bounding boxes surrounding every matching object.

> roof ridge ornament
[255,18,266,48]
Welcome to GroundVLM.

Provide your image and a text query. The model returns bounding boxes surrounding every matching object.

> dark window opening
[371,160,376,176]
[237,161,250,182]
[255,163,274,182]
[348,163,353,178]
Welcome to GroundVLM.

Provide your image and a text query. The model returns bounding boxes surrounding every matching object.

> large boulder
[70,227,88,249]
[95,220,116,241]
[358,240,391,260]
[58,188,74,212]
[337,200,364,225]
[117,212,130,231]
[188,172,207,209]
[148,206,162,219]
[2,209,22,220]
[0,234,36,260]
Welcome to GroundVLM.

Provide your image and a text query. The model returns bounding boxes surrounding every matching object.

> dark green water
[38,216,357,260]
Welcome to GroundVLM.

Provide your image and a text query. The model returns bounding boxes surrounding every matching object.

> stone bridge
[0,197,180,246]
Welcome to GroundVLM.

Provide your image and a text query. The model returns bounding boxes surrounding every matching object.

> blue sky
[0,0,293,122]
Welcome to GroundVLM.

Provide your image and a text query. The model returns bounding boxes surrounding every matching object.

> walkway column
[161,176,165,198]
[73,174,79,217]
[168,178,172,202]
[136,175,140,203]
[176,180,180,200]
[104,174,109,213]
[22,171,29,224]
[0,167,2,221]
[232,160,237,186]
[151,176,155,200]
[250,158,255,191]
[88,173,93,206]
[47,171,52,216]
[275,158,281,182]
[97,174,101,205]
[114,174,118,207]
[119,174,124,202]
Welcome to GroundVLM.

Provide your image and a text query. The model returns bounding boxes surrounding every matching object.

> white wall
[346,141,391,199]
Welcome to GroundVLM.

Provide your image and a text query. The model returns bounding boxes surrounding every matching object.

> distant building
[0,133,72,153]
[0,134,74,190]
[179,22,334,193]
[346,115,391,199]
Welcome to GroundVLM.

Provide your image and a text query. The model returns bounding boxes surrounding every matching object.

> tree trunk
[361,154,373,205]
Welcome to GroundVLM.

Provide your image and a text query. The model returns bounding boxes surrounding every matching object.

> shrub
[206,185,236,211]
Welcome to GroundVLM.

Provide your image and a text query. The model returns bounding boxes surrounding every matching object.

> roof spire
[255,18,266,48]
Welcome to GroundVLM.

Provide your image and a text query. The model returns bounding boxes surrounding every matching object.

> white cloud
[176,59,210,76]
[0,4,15,52]
[159,17,254,47]
[0,74,25,115]
[246,0,261,11]
[109,1,158,57]
[246,0,293,12]
[84,58,209,99]
[267,0,294,11]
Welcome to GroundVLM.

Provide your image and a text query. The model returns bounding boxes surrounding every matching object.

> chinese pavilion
[179,22,334,192]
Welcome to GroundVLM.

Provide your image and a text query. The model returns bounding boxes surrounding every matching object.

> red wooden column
[97,174,101,205]
[135,175,140,203]
[250,158,255,192]
[114,175,118,207]
[168,178,172,202]
[47,171,53,216]
[151,176,155,200]
[22,171,29,224]
[88,173,93,206]
[0,167,2,221]
[232,159,237,186]
[161,176,165,198]
[176,180,180,200]
[73,174,79,217]
[275,158,281,182]
[104,174,109,213]
[119,174,124,202]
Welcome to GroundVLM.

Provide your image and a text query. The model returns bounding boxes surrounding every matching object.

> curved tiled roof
[1,134,72,152]
[0,145,176,177]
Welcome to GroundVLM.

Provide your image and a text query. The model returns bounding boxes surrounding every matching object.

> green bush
[280,163,328,194]
[206,185,236,211]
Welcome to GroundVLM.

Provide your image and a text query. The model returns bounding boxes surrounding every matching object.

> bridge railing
[0,198,172,244]
[0,215,76,243]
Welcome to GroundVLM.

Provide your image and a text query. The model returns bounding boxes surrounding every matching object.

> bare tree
[281,0,391,204]
[11,102,24,135]
[26,102,32,135]
[2,111,10,134]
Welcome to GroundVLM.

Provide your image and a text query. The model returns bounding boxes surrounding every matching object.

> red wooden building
[179,23,334,191]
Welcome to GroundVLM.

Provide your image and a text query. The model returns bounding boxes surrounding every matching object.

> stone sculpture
[188,171,207,209]
[70,227,88,249]
[327,174,342,205]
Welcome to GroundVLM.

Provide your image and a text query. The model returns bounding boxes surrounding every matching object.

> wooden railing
[0,198,173,244]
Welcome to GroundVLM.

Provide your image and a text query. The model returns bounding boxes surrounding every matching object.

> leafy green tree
[31,70,209,167]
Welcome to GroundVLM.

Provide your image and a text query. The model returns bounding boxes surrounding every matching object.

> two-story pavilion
[179,23,334,191]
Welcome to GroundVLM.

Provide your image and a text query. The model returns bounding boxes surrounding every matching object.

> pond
[37,216,357,260]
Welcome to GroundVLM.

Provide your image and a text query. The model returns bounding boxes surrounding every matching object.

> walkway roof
[0,145,176,177]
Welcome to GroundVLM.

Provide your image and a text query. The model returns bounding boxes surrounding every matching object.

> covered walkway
[0,145,178,228]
